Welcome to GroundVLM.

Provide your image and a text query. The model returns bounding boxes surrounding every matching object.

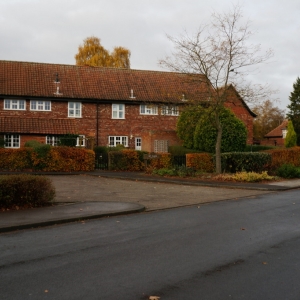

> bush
[0,175,55,209]
[186,153,214,172]
[276,164,300,178]
[168,145,201,156]
[109,149,144,171]
[230,171,276,182]
[220,152,272,173]
[194,107,247,153]
[266,147,300,170]
[244,145,275,152]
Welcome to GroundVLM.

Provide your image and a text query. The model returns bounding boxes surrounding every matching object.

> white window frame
[76,135,86,147]
[4,134,20,148]
[112,104,125,119]
[68,102,82,118]
[140,105,158,115]
[30,100,51,111]
[46,135,60,146]
[4,99,26,110]
[161,105,179,116]
[109,136,128,147]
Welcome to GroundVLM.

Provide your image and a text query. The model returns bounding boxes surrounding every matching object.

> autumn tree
[160,5,273,173]
[252,100,285,140]
[75,36,131,68]
[286,77,300,145]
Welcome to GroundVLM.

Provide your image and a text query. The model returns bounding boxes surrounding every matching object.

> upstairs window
[68,102,82,118]
[112,104,125,119]
[161,105,179,116]
[30,100,51,111]
[140,105,158,115]
[4,99,25,110]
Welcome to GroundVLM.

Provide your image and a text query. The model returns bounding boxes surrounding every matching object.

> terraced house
[0,60,256,152]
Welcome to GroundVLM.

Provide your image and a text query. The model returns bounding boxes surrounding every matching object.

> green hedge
[0,175,55,209]
[220,152,272,173]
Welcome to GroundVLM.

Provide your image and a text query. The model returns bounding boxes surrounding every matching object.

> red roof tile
[264,120,288,138]
[0,117,77,134]
[0,60,210,103]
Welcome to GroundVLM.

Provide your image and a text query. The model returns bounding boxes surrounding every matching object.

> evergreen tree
[287,77,300,145]
[284,120,297,148]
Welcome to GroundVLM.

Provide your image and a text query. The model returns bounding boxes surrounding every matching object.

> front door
[135,137,142,151]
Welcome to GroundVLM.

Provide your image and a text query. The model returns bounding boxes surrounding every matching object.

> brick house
[0,60,256,152]
[262,119,288,146]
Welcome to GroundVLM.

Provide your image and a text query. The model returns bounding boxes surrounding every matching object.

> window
[161,105,179,116]
[109,136,128,147]
[30,100,51,111]
[76,135,86,147]
[140,105,158,115]
[4,134,20,148]
[46,135,60,146]
[112,104,125,119]
[154,140,168,153]
[4,99,25,110]
[68,102,82,117]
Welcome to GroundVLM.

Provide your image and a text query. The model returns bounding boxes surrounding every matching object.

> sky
[0,0,299,112]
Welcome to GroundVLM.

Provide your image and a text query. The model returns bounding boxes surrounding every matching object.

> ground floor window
[109,136,128,147]
[46,135,60,146]
[76,135,86,147]
[154,140,168,153]
[4,134,20,148]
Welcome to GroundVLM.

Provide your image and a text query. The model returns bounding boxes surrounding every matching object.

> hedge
[0,147,95,172]
[186,153,214,172]
[109,149,144,171]
[266,147,300,170]
[220,152,272,173]
[0,174,55,209]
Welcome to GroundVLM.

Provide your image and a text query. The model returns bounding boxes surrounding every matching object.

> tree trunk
[215,118,222,174]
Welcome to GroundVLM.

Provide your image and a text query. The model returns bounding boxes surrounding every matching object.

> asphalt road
[1,189,300,300]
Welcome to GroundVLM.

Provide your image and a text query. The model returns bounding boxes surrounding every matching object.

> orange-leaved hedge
[147,153,172,170]
[265,147,300,170]
[109,149,144,171]
[186,153,214,172]
[0,147,95,172]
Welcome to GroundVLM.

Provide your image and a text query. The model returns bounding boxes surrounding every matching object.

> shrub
[109,150,144,171]
[231,171,276,182]
[152,168,178,176]
[58,134,79,147]
[285,120,297,148]
[194,107,247,153]
[244,145,275,152]
[220,152,272,173]
[0,175,55,209]
[266,147,300,170]
[186,153,214,172]
[276,164,300,178]
[168,145,201,156]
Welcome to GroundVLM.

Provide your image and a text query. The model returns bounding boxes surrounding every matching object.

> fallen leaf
[262,262,268,265]
[149,297,160,300]
[240,228,246,230]
[80,209,83,211]
[45,290,49,293]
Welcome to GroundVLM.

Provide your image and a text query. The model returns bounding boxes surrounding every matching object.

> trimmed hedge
[220,152,272,173]
[109,149,144,171]
[0,175,55,209]
[186,153,214,172]
[0,147,95,172]
[266,147,300,170]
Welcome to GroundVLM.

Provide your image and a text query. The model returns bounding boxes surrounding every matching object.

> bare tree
[159,5,274,173]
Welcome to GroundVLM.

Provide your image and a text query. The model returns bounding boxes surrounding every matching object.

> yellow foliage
[75,36,130,68]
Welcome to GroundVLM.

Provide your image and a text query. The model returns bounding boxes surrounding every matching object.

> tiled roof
[264,120,288,138]
[0,117,77,134]
[0,60,210,103]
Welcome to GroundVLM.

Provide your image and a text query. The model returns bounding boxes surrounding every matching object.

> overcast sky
[1,0,299,112]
